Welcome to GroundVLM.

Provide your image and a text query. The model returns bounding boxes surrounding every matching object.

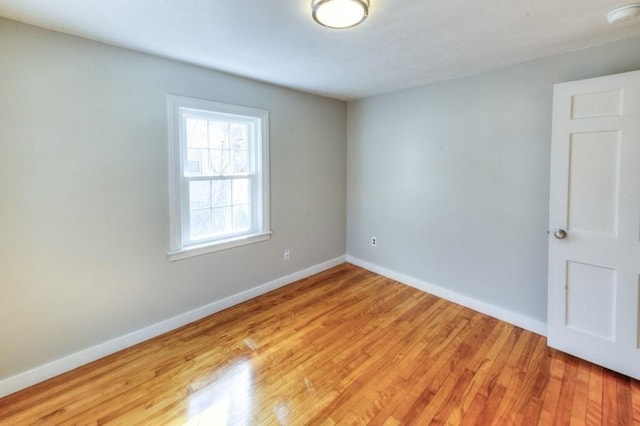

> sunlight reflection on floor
[186,359,253,426]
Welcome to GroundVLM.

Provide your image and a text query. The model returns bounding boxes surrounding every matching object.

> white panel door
[548,69,640,379]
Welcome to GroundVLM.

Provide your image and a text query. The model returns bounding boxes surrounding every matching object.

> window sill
[167,231,272,261]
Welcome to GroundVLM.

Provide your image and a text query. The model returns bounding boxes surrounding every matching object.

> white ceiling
[1,0,640,100]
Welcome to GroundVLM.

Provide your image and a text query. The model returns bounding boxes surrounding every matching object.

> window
[167,95,270,260]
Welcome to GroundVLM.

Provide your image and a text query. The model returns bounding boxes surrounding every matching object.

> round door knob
[553,229,567,239]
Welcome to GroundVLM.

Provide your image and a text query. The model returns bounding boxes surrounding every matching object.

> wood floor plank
[632,379,640,424]
[602,369,620,425]
[513,336,552,425]
[586,364,604,426]
[444,321,508,425]
[459,392,487,426]
[537,350,565,425]
[407,314,501,425]
[616,374,633,426]
[1,263,639,425]
[554,354,580,425]
[387,308,474,421]
[303,297,447,424]
[487,329,539,424]
[569,356,591,425]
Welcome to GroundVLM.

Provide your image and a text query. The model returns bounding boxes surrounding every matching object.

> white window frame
[167,95,270,261]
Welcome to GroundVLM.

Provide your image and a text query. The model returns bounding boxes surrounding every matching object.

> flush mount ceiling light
[607,4,640,23]
[312,0,369,29]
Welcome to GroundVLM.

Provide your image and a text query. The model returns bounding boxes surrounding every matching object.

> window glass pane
[186,149,202,175]
[232,149,248,174]
[232,179,250,205]
[208,149,222,175]
[190,209,212,240]
[186,118,208,148]
[222,150,232,175]
[209,149,232,176]
[212,207,232,235]
[212,180,232,207]
[189,181,211,209]
[209,121,229,150]
[230,122,249,151]
[233,205,251,231]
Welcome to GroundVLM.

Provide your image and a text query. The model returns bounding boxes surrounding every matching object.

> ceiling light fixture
[312,0,369,29]
[607,4,640,23]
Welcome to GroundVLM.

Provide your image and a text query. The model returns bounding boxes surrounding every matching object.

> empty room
[1,0,640,424]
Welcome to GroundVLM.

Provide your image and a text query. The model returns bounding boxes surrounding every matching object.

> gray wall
[347,35,640,324]
[0,18,346,380]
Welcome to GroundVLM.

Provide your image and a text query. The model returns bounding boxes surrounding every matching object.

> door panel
[568,131,620,234]
[570,89,623,119]
[548,69,640,379]
[565,261,616,340]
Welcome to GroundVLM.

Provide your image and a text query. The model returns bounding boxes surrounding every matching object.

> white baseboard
[0,255,346,399]
[346,255,547,337]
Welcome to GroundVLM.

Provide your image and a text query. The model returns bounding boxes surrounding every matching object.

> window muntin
[168,96,270,260]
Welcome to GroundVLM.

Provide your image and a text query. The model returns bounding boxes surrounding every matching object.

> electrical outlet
[284,249,291,261]
[371,236,377,247]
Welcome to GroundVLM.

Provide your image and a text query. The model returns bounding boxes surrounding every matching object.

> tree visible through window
[168,96,270,260]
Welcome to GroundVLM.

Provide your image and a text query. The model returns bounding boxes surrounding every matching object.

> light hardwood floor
[1,263,639,425]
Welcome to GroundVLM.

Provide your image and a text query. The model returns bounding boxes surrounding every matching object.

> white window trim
[167,95,270,261]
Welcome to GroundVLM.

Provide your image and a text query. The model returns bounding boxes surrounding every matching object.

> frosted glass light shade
[312,0,369,29]
[606,4,640,23]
